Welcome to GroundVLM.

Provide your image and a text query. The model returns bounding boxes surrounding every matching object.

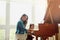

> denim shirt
[16,20,27,34]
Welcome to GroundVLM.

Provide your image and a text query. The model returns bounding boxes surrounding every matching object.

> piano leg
[55,33,58,40]
[46,38,49,40]
[41,37,47,40]
[36,36,38,40]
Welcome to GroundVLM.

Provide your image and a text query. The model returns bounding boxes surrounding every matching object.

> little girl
[26,24,34,40]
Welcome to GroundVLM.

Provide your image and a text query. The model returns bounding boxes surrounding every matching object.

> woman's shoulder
[18,20,23,24]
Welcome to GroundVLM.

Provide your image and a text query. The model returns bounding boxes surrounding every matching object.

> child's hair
[30,24,34,29]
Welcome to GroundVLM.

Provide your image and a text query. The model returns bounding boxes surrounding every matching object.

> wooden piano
[34,23,58,40]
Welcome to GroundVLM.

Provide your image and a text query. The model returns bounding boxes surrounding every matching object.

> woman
[16,14,28,40]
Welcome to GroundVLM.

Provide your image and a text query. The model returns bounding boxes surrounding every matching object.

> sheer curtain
[10,0,47,28]
[0,1,6,25]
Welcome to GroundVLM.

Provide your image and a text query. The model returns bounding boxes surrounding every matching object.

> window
[0,29,5,40]
[10,0,48,25]
[10,29,16,40]
[0,1,6,25]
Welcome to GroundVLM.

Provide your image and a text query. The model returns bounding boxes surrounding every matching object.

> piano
[34,23,58,40]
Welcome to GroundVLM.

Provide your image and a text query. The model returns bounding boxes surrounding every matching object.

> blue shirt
[16,20,27,34]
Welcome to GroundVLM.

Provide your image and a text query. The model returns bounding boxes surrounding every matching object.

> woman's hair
[21,14,28,20]
[21,14,28,26]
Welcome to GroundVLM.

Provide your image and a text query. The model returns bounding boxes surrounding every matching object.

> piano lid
[44,0,60,23]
